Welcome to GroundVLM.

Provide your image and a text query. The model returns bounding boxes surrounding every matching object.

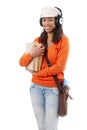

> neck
[47,33,53,46]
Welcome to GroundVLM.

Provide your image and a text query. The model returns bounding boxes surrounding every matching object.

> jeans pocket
[29,83,35,91]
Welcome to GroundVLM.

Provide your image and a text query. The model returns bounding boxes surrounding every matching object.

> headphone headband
[39,7,63,26]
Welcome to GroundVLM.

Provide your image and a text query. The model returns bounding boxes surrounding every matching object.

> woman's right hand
[29,44,45,57]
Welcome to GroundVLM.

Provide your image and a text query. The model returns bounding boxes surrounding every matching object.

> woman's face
[42,17,56,33]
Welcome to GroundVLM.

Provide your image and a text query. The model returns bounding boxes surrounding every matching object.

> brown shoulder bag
[45,53,73,117]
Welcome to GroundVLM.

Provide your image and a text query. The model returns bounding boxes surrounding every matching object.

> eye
[42,18,46,22]
[49,19,53,21]
[48,17,55,22]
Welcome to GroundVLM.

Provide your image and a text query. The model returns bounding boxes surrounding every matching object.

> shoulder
[60,35,70,49]
[55,35,70,50]
[55,35,69,46]
[61,35,69,43]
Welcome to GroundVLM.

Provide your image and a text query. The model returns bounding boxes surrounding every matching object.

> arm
[19,52,33,66]
[19,43,45,67]
[35,37,69,77]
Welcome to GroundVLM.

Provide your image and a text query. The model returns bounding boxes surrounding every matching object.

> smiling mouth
[45,27,50,29]
[44,27,51,31]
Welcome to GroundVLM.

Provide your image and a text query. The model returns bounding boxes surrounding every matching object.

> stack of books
[26,42,43,72]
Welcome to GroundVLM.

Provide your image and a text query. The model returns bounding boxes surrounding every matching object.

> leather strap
[45,54,63,93]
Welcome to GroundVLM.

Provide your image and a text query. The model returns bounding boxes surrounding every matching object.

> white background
[0,0,87,130]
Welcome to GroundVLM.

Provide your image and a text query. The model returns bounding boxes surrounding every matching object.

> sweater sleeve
[35,37,69,77]
[19,52,33,67]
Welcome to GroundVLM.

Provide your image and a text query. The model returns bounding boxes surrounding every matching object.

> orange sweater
[19,35,69,87]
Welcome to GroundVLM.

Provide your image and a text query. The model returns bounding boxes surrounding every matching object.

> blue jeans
[30,83,59,130]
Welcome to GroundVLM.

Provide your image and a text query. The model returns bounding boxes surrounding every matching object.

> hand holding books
[26,42,45,72]
[29,43,45,57]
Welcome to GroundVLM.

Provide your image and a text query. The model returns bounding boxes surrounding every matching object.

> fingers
[25,66,28,71]
[30,44,45,57]
[39,46,45,55]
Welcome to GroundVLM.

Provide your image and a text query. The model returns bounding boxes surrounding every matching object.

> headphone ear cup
[39,18,42,26]
[55,7,63,26]
[55,16,63,26]
[59,17,63,25]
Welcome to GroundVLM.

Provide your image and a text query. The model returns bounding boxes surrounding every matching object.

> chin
[45,29,53,33]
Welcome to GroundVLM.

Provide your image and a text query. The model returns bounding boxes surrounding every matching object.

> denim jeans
[29,83,59,130]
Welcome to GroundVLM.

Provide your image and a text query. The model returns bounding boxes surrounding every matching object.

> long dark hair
[39,24,63,49]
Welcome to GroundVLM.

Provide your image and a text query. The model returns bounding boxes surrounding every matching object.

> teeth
[45,27,50,29]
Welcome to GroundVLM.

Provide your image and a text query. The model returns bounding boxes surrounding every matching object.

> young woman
[19,6,70,130]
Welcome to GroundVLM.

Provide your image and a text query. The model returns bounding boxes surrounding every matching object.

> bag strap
[45,53,63,93]
[45,52,73,99]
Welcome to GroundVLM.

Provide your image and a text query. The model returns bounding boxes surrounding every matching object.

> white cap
[40,7,61,18]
